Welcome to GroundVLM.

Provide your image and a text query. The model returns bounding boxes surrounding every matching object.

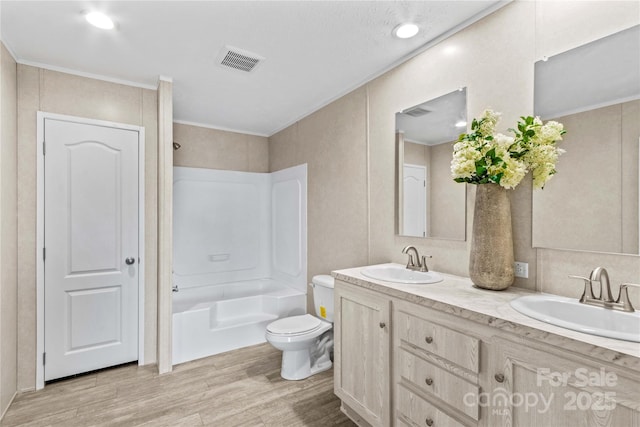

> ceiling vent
[217,46,264,73]
[402,106,431,117]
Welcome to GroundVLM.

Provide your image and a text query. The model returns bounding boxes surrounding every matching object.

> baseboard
[0,390,18,422]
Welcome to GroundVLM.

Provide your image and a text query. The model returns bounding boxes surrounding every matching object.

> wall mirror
[532,25,640,254]
[396,88,467,240]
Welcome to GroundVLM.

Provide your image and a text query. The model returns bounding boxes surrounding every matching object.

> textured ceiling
[1,1,506,136]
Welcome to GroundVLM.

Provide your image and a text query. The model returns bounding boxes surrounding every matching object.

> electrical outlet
[514,261,529,278]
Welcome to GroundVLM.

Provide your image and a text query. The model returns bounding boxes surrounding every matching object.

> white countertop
[332,263,640,372]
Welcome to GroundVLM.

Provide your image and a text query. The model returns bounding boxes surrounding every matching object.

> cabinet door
[488,339,640,427]
[334,281,391,427]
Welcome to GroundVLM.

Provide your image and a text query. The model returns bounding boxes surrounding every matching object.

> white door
[44,117,139,381]
[403,164,427,237]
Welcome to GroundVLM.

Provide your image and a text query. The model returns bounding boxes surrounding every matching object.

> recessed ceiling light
[85,12,114,30]
[393,23,419,39]
[455,120,468,128]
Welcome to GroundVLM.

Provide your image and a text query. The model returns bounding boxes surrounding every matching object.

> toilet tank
[311,275,335,322]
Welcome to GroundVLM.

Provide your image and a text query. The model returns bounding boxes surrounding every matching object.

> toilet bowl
[265,275,335,380]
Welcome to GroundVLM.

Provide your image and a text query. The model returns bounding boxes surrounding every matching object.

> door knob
[125,257,136,265]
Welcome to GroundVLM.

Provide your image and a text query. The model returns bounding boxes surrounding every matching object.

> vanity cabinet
[394,299,489,427]
[334,281,391,427]
[333,276,640,427]
[488,338,640,426]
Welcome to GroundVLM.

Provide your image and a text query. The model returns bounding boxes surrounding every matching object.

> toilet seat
[266,314,322,336]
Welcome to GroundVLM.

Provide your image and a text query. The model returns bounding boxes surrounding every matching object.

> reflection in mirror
[396,88,467,240]
[533,25,640,254]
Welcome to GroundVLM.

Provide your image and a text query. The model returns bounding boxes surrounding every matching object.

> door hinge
[43,141,46,156]
[424,180,426,187]
[43,352,46,366]
[43,247,46,261]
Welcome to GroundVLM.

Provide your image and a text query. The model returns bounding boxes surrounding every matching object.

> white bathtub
[172,279,306,365]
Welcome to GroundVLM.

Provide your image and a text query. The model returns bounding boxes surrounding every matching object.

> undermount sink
[510,294,640,342]
[361,265,443,284]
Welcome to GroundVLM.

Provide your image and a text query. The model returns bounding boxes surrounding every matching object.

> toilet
[265,274,335,380]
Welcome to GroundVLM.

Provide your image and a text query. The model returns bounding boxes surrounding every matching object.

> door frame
[36,111,146,390]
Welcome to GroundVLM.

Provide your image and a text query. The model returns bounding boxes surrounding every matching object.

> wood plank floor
[1,344,355,427]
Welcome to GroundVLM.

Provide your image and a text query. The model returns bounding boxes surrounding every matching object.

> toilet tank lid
[312,274,334,289]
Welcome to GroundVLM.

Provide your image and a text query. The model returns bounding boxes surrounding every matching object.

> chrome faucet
[569,267,639,312]
[401,246,431,272]
[590,267,614,302]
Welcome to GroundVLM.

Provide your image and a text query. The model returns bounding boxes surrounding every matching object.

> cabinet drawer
[397,384,467,427]
[396,310,479,373]
[398,349,479,420]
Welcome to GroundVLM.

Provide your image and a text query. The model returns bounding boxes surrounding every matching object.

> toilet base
[280,350,332,380]
[279,331,334,380]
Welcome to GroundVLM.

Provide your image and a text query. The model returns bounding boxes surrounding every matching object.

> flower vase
[469,184,515,290]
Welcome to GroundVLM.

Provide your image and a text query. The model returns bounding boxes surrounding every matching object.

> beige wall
[269,87,369,308]
[403,140,428,167]
[174,123,268,172]
[0,41,18,418]
[269,1,639,306]
[429,141,465,241]
[533,101,639,254]
[16,66,159,391]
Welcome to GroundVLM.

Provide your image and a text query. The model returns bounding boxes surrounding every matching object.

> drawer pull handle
[379,322,386,329]
[425,336,433,344]
[425,418,434,426]
[425,377,433,386]
[495,373,505,383]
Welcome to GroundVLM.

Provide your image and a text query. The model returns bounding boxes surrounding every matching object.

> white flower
[478,109,501,136]
[451,109,566,190]
[494,133,514,149]
[499,157,527,189]
[538,121,564,143]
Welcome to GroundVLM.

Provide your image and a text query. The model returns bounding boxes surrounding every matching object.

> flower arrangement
[451,109,566,189]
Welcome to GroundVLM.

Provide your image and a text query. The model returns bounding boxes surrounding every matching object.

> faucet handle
[568,275,595,302]
[616,283,640,312]
[420,255,432,272]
